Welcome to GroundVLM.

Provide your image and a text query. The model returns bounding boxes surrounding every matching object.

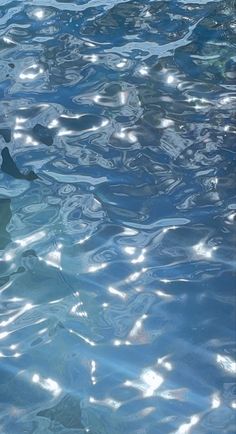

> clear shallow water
[0,0,235,432]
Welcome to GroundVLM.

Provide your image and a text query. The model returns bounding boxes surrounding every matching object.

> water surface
[0,1,235,433]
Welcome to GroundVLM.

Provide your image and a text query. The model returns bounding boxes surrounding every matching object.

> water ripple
[0,0,235,433]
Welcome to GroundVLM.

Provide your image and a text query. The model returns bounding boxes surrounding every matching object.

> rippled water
[0,0,235,433]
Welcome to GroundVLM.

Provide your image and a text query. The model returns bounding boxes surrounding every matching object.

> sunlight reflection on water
[0,0,235,433]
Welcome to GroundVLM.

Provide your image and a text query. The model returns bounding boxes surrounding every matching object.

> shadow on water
[1,147,38,181]
[0,198,11,250]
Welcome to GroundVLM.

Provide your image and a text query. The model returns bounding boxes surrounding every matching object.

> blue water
[0,1,235,433]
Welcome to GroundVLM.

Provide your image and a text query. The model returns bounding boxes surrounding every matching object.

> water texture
[0,0,235,433]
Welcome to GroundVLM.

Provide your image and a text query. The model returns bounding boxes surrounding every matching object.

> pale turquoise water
[0,1,235,433]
